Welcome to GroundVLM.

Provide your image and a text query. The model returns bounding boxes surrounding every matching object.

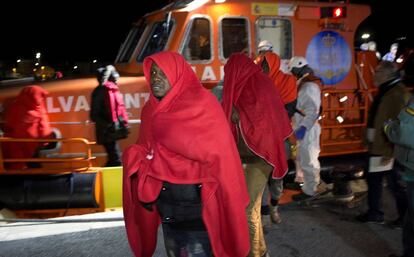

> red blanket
[222,53,292,178]
[2,85,51,169]
[256,52,297,104]
[122,51,250,257]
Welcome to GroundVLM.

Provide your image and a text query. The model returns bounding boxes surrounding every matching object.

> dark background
[0,0,411,67]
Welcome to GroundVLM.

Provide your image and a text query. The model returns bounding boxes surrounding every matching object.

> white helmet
[288,56,308,71]
[258,40,273,52]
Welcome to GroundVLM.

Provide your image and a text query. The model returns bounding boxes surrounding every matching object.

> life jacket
[295,74,323,116]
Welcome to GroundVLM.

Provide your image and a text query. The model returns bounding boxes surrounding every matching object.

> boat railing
[0,137,96,174]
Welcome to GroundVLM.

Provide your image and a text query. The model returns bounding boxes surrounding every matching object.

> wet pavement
[0,181,404,257]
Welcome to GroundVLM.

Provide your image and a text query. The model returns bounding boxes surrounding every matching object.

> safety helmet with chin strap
[288,56,308,72]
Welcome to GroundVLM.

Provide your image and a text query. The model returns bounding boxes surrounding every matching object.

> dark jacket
[90,85,112,144]
[369,81,410,157]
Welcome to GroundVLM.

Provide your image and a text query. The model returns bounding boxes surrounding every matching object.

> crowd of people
[1,40,413,257]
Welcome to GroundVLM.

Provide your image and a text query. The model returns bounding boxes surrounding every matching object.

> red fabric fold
[222,53,293,179]
[256,52,297,104]
[122,51,250,257]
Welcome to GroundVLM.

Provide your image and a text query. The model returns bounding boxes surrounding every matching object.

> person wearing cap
[288,56,323,201]
[90,65,129,167]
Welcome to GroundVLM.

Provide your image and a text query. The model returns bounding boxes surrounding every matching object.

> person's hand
[294,126,307,140]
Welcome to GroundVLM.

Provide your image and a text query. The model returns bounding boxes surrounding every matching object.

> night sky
[0,0,411,67]
[0,1,169,66]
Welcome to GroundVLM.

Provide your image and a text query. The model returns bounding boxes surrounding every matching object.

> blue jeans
[403,181,414,257]
[162,224,212,257]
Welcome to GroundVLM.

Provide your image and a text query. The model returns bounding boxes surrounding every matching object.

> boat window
[182,17,212,62]
[256,17,292,59]
[220,17,250,59]
[137,20,174,63]
[117,20,147,63]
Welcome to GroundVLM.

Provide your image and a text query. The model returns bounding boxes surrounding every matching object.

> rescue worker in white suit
[288,56,323,201]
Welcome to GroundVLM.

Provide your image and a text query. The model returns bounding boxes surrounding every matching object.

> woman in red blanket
[2,85,52,169]
[222,53,292,257]
[122,51,250,257]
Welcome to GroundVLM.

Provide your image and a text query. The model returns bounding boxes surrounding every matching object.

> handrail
[0,137,96,173]
[322,123,365,129]
[323,106,367,111]
[319,87,370,155]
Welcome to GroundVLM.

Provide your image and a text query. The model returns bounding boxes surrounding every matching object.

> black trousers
[367,161,407,219]
[103,141,122,167]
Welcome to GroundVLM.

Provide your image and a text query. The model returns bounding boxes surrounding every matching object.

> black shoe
[355,213,385,224]
[285,182,303,190]
[292,192,313,201]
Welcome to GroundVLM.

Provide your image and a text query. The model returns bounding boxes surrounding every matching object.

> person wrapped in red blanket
[222,53,292,257]
[2,85,52,169]
[122,51,250,257]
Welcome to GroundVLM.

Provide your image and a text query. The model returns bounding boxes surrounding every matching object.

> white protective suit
[293,78,321,196]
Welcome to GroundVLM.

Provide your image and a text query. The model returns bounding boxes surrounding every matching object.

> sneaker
[355,213,385,224]
[292,192,313,201]
[270,205,282,224]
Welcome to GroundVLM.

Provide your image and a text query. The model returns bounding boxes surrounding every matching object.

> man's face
[150,62,171,99]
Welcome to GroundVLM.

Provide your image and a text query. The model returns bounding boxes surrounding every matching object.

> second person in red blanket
[122,51,250,257]
[222,53,292,257]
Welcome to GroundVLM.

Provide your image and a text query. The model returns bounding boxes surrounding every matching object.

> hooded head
[260,52,281,76]
[16,85,49,109]
[143,51,201,102]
